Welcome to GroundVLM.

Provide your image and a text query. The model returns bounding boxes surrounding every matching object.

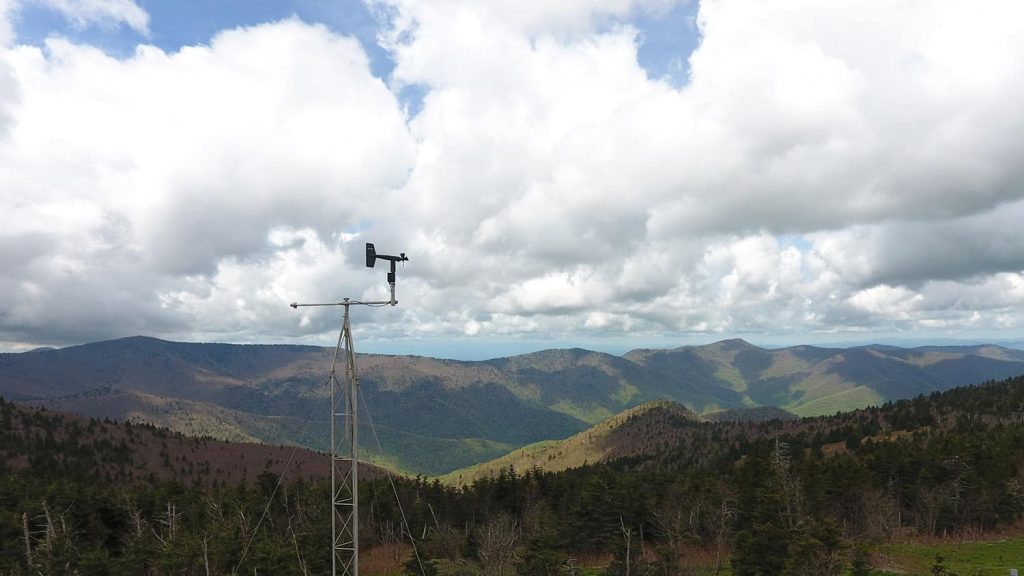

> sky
[1,0,1023,359]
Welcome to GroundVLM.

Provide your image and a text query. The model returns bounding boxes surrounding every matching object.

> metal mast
[290,243,407,576]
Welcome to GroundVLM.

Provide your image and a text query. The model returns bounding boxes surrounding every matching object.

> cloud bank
[1,0,1023,353]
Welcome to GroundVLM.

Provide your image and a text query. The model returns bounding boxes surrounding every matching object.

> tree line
[4,373,1024,574]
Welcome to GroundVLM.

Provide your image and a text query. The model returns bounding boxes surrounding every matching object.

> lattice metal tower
[290,243,407,576]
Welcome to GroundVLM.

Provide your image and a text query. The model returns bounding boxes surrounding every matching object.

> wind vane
[289,243,408,576]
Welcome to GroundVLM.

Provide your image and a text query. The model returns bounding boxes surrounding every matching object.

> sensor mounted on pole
[365,243,407,305]
[288,241,409,576]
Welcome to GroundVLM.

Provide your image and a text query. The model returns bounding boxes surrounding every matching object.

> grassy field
[874,537,1024,575]
[361,535,1024,575]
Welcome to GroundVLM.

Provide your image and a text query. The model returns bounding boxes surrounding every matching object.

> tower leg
[331,301,359,576]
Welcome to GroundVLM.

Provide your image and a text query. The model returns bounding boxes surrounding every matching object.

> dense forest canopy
[4,373,1024,574]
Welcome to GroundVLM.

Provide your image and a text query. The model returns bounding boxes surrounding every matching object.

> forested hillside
[442,400,701,485]
[3,336,1023,475]
[0,398,341,486]
[6,375,1024,574]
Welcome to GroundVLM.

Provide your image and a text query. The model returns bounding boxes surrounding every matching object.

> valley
[3,336,1024,475]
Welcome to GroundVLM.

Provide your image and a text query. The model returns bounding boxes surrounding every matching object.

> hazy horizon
[7,332,1024,362]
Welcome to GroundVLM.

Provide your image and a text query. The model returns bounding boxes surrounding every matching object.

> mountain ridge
[441,399,703,485]
[3,335,1024,474]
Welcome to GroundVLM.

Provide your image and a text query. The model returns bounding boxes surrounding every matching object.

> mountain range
[2,336,1023,475]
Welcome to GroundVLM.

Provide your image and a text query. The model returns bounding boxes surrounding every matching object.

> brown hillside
[0,399,385,486]
[442,400,700,486]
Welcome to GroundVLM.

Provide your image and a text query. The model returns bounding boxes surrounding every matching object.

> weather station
[289,243,409,576]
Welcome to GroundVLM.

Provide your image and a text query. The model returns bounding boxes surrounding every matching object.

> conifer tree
[404,541,440,576]
[516,523,568,576]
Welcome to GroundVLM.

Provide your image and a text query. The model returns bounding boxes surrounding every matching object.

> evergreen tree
[849,546,870,576]
[403,541,440,576]
[650,544,682,576]
[731,446,791,576]
[516,524,569,576]
[781,521,844,576]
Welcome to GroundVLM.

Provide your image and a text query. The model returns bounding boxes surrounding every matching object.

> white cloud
[375,0,683,41]
[0,19,414,346]
[0,60,14,138]
[0,0,14,46]
[360,0,1024,342]
[0,2,15,140]
[2,1,1024,352]
[806,200,1024,290]
[7,20,412,269]
[33,0,149,34]
[848,285,922,319]
[645,0,1024,235]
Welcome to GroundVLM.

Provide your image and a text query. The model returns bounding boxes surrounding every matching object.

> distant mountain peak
[712,338,756,349]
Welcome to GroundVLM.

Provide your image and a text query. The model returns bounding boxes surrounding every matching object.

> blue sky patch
[633,1,700,86]
[12,0,395,77]
[10,0,702,90]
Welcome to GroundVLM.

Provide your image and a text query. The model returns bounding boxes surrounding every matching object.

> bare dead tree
[376,520,403,563]
[620,516,632,576]
[288,522,309,576]
[653,501,688,551]
[711,491,736,574]
[861,488,900,541]
[202,534,213,576]
[430,522,464,561]
[22,512,32,568]
[34,500,77,574]
[477,512,519,576]
[944,456,974,522]
[152,501,181,548]
[236,505,252,538]
[913,485,944,535]
[121,494,144,539]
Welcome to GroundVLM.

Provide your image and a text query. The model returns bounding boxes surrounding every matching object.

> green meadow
[872,537,1024,575]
